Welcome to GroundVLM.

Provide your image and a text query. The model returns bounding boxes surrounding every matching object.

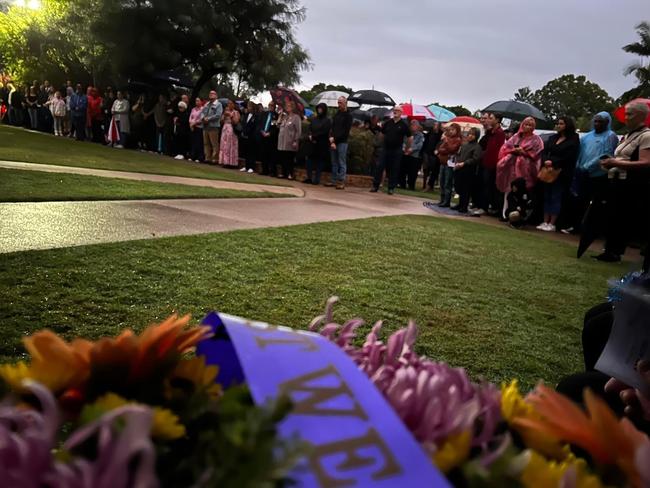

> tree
[530,74,614,123]
[619,21,650,103]
[298,82,355,105]
[514,86,534,104]
[91,0,310,98]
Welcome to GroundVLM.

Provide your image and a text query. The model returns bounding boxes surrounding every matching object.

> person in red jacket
[86,86,104,143]
[474,112,506,216]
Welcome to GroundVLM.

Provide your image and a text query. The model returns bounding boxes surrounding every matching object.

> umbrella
[304,108,314,117]
[483,100,547,124]
[351,109,371,122]
[368,107,392,119]
[577,194,609,258]
[426,104,456,122]
[451,116,480,124]
[399,103,435,121]
[310,90,359,108]
[348,89,396,107]
[614,98,650,126]
[107,117,120,144]
[270,87,309,114]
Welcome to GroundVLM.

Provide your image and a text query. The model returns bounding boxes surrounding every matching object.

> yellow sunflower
[165,356,221,400]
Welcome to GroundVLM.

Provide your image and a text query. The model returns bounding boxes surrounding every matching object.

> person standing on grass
[304,102,331,185]
[111,90,131,149]
[147,94,173,155]
[189,97,205,162]
[86,87,104,143]
[47,91,66,136]
[277,100,302,179]
[370,105,412,195]
[437,123,463,207]
[422,121,443,191]
[219,100,241,168]
[475,112,506,216]
[496,117,544,219]
[201,90,223,164]
[241,101,259,173]
[400,119,424,191]
[452,127,483,214]
[327,96,353,189]
[536,116,580,233]
[25,85,39,130]
[172,101,191,159]
[69,84,88,141]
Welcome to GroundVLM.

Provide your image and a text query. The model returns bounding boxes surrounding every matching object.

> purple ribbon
[198,312,449,487]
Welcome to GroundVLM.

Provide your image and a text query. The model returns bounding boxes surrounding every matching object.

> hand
[512,148,522,155]
[329,137,335,144]
[544,160,553,168]
[605,360,650,420]
[292,141,298,150]
[456,162,465,169]
[203,117,209,124]
[262,132,269,138]
[330,143,336,150]
[600,158,617,169]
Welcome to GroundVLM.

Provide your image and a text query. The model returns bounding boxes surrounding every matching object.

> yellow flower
[502,380,566,460]
[433,431,472,474]
[165,356,221,400]
[520,450,604,488]
[0,361,31,391]
[91,393,186,440]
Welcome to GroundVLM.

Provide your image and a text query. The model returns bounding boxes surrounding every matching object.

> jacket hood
[316,103,328,118]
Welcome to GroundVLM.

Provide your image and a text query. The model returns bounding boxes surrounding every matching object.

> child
[47,91,67,136]
[505,177,534,228]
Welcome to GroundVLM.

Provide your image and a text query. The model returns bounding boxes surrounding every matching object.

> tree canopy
[513,75,614,130]
[619,21,650,103]
[0,0,310,97]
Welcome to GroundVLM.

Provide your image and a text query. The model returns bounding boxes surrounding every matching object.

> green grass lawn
[0,125,286,186]
[0,215,623,389]
[0,168,288,202]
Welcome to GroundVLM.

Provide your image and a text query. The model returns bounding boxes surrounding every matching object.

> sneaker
[536,223,549,231]
[471,208,485,216]
[545,224,556,232]
[239,167,247,172]
[324,182,335,187]
[247,169,254,174]
[336,182,345,190]
[174,154,184,160]
[560,227,575,235]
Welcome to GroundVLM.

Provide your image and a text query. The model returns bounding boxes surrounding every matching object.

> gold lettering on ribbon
[308,428,402,487]
[253,327,318,352]
[278,365,368,420]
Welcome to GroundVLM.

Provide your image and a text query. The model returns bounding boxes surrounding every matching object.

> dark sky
[294,0,647,110]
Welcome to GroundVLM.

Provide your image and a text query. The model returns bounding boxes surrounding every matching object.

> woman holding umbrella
[277,100,302,179]
[496,117,544,218]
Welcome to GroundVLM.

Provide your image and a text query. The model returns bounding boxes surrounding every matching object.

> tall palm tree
[623,21,650,86]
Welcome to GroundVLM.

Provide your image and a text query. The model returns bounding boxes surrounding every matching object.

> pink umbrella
[399,103,436,121]
[450,116,480,124]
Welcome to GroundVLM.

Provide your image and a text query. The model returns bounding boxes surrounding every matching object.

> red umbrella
[450,116,480,124]
[107,117,120,144]
[614,98,650,126]
[270,87,308,115]
[399,103,435,121]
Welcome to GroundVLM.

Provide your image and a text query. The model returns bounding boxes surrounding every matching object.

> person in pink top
[496,117,544,217]
[47,91,67,136]
[189,98,205,162]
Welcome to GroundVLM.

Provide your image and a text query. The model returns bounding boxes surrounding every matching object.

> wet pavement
[0,174,432,253]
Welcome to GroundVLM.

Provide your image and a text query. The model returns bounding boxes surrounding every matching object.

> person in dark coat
[452,128,483,213]
[304,103,332,185]
[422,122,443,190]
[536,116,580,232]
[259,101,279,176]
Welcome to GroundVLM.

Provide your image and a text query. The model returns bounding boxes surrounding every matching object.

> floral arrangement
[1,300,649,487]
[0,315,301,487]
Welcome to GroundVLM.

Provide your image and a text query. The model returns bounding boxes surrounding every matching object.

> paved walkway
[0,161,432,253]
[0,160,304,197]
[0,160,633,262]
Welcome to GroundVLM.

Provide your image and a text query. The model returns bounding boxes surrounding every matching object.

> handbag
[537,165,562,183]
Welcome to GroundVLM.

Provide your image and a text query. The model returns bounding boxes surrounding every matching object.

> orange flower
[514,385,649,486]
[22,331,92,393]
[89,314,212,383]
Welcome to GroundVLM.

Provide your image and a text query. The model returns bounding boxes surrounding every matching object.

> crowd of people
[1,80,649,263]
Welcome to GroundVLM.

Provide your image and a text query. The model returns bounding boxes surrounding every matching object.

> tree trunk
[191,67,226,101]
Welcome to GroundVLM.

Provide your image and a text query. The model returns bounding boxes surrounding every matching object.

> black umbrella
[577,196,608,258]
[348,90,396,107]
[351,109,371,122]
[483,100,547,124]
[368,107,392,119]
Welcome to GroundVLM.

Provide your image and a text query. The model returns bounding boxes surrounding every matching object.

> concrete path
[0,160,304,197]
[0,162,433,253]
